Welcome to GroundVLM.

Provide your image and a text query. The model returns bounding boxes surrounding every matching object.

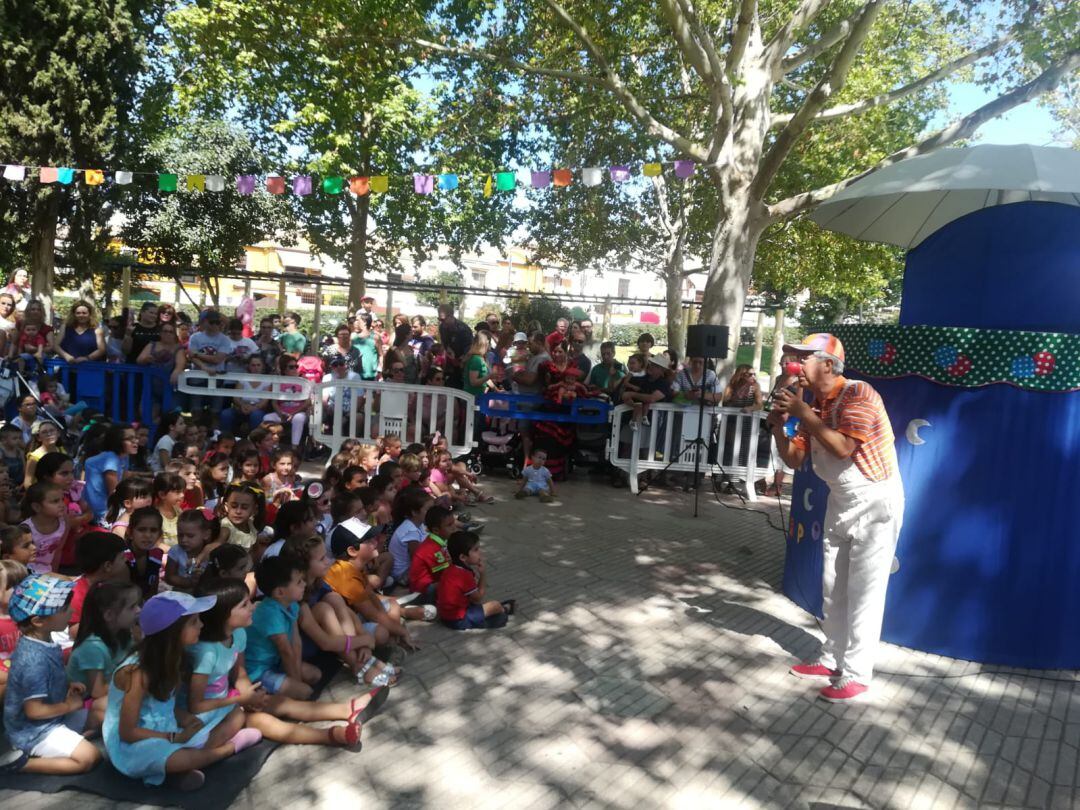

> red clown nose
[784,361,802,376]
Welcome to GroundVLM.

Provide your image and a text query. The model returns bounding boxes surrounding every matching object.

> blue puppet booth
[786,146,1080,669]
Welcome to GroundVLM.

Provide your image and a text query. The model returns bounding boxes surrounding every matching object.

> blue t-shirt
[188,628,246,698]
[245,599,298,681]
[67,634,128,690]
[389,518,425,579]
[522,464,553,489]
[3,635,70,752]
[84,451,128,520]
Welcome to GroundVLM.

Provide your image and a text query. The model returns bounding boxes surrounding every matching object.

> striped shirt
[792,378,897,483]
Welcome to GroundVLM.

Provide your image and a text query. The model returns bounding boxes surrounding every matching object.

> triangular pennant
[553,168,572,187]
[236,175,256,195]
[438,173,458,191]
[414,174,434,195]
[292,175,312,196]
[186,174,205,192]
[39,167,59,183]
[349,176,370,195]
[609,165,630,183]
[205,175,225,192]
[674,160,695,179]
[370,175,388,193]
[642,162,662,177]
[322,176,344,194]
[158,173,178,192]
[530,171,551,189]
[84,169,105,186]
[581,167,603,187]
[266,176,286,194]
[495,171,516,192]
[114,170,134,185]
[3,165,26,182]
[57,167,75,185]
[483,174,493,197]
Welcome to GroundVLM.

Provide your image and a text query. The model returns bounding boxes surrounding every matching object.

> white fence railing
[608,403,767,499]
[176,371,315,402]
[312,380,476,460]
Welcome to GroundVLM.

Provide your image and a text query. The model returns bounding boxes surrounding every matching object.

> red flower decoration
[948,355,973,377]
[1034,350,1056,376]
[881,343,897,365]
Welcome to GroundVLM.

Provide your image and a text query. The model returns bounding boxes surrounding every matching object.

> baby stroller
[477,417,524,479]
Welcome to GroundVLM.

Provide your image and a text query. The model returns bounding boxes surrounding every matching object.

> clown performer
[768,333,904,703]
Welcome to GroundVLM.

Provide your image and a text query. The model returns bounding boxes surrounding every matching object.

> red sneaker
[818,678,869,703]
[789,662,840,680]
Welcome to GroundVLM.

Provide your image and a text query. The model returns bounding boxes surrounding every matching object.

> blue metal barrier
[44,359,174,437]
[477,392,612,425]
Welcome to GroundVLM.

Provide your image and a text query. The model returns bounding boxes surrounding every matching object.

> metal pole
[752,309,766,372]
[120,266,132,311]
[278,274,287,319]
[312,280,323,347]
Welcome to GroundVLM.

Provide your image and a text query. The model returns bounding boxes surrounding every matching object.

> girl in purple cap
[102,591,262,791]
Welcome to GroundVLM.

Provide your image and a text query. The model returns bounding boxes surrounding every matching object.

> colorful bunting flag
[115,170,133,185]
[292,175,313,196]
[610,165,630,183]
[674,160,695,179]
[187,174,205,192]
[642,163,662,177]
[205,175,225,192]
[266,176,285,194]
[3,165,26,181]
[414,174,434,195]
[482,175,492,197]
[495,171,516,191]
[349,176,370,195]
[553,168,572,187]
[57,168,75,185]
[84,169,105,185]
[39,167,58,183]
[236,175,256,195]
[531,171,551,189]
[370,175,389,193]
[582,167,603,187]
[438,173,458,191]
[322,176,344,194]
[158,173,178,192]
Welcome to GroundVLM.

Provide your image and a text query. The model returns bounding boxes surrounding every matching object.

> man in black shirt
[124,302,161,364]
[437,304,473,388]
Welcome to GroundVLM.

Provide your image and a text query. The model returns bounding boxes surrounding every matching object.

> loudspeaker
[686,324,730,359]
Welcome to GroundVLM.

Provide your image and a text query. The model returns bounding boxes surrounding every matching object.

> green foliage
[607,324,668,346]
[505,295,571,334]
[416,270,465,309]
[119,121,296,303]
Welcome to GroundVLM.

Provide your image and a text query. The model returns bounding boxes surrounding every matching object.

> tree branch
[764,0,838,67]
[676,0,724,81]
[765,49,1080,222]
[379,35,604,85]
[753,1,884,199]
[780,13,854,74]
[542,0,709,161]
[726,0,759,76]
[770,33,1015,127]
[658,0,713,83]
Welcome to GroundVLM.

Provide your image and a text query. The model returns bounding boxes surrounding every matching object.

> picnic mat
[0,653,371,809]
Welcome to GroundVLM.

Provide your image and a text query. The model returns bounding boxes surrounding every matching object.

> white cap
[513,332,528,343]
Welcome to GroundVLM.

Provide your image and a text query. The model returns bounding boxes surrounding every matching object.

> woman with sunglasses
[136,320,187,416]
[272,354,309,449]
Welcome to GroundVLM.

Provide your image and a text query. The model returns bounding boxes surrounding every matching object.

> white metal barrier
[312,380,476,460]
[176,371,314,401]
[608,403,767,499]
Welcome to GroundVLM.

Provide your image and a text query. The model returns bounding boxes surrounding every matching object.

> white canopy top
[809,144,1080,249]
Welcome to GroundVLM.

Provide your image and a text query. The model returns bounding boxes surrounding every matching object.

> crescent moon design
[905,418,931,446]
[802,488,814,511]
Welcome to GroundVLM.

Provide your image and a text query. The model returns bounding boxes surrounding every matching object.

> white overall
[811,382,904,683]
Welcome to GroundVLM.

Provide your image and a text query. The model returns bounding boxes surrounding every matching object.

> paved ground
[5,472,1080,809]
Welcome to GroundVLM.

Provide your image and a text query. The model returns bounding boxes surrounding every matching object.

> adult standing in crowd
[2,268,31,311]
[586,341,625,397]
[136,317,187,401]
[225,318,259,374]
[186,310,232,417]
[322,323,362,375]
[437,304,473,388]
[578,318,601,364]
[279,311,307,358]
[255,315,282,371]
[770,334,904,704]
[55,300,106,402]
[351,315,380,381]
[0,293,18,353]
[124,302,160,364]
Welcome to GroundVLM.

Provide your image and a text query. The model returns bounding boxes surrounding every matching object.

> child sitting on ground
[3,574,102,774]
[103,591,261,790]
[154,472,185,548]
[0,559,29,704]
[125,507,165,598]
[437,531,514,630]
[68,532,128,639]
[0,526,34,567]
[106,478,154,540]
[165,510,222,592]
[262,448,300,504]
[515,449,556,503]
[20,481,68,574]
[407,506,455,605]
[387,487,432,589]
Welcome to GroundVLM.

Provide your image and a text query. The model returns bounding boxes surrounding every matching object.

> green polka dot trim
[821,324,1076,391]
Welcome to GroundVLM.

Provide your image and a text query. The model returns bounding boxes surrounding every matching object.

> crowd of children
[0,421,516,789]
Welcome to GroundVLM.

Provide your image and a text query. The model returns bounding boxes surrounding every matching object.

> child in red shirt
[408,506,454,604]
[436,531,514,630]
